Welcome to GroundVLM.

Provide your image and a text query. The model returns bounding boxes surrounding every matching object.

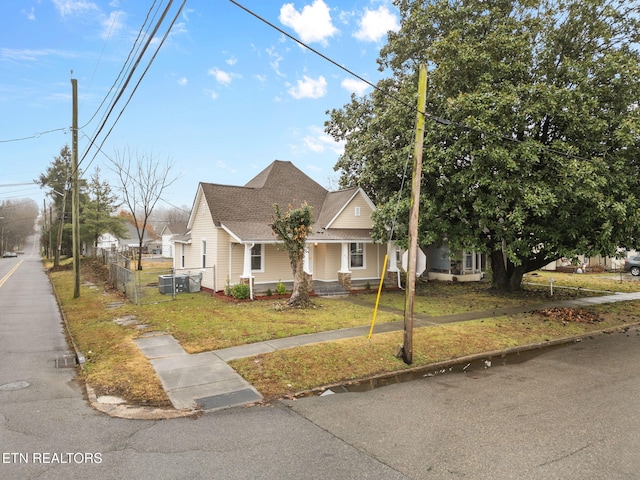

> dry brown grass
[230,304,640,398]
[51,258,640,406]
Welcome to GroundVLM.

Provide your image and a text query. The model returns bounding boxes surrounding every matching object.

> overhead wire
[80,0,187,175]
[229,0,600,164]
[80,0,160,131]
[79,0,178,173]
[0,127,67,143]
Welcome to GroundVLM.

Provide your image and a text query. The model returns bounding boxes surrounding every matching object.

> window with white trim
[354,206,361,217]
[180,244,185,268]
[350,242,364,268]
[201,240,206,268]
[251,244,263,271]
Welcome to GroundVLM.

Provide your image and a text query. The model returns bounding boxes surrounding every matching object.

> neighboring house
[96,222,154,255]
[423,244,486,282]
[542,249,638,272]
[173,160,401,297]
[159,222,188,258]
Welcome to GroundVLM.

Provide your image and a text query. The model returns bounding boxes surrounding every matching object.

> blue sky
[0,0,399,212]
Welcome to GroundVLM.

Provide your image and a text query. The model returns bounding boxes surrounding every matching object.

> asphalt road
[2,236,640,479]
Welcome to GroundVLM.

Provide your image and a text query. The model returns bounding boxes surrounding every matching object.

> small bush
[224,276,232,296]
[231,283,250,300]
[265,288,273,296]
[276,281,287,295]
[365,281,371,290]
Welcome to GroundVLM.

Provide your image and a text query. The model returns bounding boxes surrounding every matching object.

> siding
[330,192,374,229]
[184,192,217,290]
[258,244,292,284]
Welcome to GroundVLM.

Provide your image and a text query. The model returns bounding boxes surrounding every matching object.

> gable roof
[160,222,188,236]
[193,160,374,243]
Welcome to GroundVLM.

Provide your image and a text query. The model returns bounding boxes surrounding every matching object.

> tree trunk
[287,251,311,307]
[490,249,526,292]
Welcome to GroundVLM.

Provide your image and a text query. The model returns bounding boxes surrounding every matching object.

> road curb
[287,321,640,400]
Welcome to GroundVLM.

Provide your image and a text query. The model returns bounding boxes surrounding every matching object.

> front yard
[51,259,640,406]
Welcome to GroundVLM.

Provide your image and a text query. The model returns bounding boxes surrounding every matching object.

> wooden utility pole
[71,77,80,298]
[403,64,428,365]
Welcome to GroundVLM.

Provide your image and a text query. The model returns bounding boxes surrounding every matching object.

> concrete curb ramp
[134,334,262,412]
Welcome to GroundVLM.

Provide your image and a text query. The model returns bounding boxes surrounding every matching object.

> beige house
[172,161,400,298]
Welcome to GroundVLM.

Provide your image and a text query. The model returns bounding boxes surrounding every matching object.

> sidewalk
[134,291,640,412]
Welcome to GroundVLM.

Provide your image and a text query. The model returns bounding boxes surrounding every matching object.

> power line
[229,0,601,164]
[0,127,67,143]
[80,1,160,131]
[79,0,186,174]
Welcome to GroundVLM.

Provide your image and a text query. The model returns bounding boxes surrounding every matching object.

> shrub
[265,288,273,296]
[230,283,250,300]
[276,281,286,295]
[224,276,232,296]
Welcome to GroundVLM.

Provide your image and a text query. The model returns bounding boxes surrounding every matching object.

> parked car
[624,256,640,276]
[2,251,18,258]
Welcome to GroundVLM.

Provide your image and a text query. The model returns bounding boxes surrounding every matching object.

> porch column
[338,242,352,290]
[241,243,254,300]
[386,241,401,288]
[339,242,350,273]
[303,247,311,275]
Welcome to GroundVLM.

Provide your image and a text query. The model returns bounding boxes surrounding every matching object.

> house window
[350,242,364,268]
[180,244,185,269]
[201,240,206,268]
[354,207,361,217]
[465,252,472,270]
[251,244,263,271]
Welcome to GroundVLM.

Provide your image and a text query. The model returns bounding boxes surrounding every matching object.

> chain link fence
[103,252,201,305]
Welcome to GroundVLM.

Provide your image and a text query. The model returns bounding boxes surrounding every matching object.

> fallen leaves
[535,307,603,324]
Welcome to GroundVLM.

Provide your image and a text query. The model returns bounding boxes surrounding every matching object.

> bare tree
[110,149,177,270]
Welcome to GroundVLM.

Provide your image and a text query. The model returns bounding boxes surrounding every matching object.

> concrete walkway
[135,291,640,412]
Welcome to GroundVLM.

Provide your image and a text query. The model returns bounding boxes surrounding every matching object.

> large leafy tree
[82,167,128,253]
[326,0,640,291]
[37,146,74,267]
[271,203,313,307]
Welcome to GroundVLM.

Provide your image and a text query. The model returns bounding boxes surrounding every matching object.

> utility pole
[43,199,47,257]
[403,64,428,365]
[71,77,81,298]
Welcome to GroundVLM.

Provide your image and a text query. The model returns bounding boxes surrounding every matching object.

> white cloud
[255,74,267,83]
[207,67,240,86]
[52,0,100,18]
[216,160,237,174]
[279,0,338,46]
[204,89,218,100]
[354,6,399,43]
[288,75,327,99]
[22,7,36,20]
[341,78,370,96]
[177,77,188,87]
[226,56,238,66]
[0,48,78,62]
[266,47,286,77]
[100,10,125,40]
[301,126,344,155]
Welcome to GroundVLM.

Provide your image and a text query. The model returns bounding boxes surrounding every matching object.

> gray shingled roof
[199,160,373,243]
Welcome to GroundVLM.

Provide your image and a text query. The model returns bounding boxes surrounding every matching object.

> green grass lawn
[52,259,640,406]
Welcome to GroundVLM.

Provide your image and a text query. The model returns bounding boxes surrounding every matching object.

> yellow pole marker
[368,254,389,340]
